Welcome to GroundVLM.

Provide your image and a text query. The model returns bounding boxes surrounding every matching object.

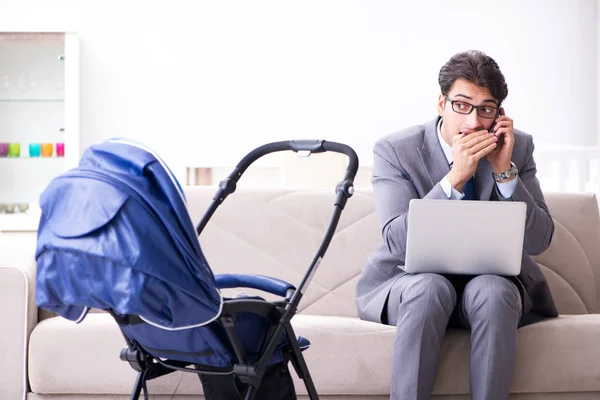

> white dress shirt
[437,118,517,200]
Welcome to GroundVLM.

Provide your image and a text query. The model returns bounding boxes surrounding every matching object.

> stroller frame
[118,140,359,400]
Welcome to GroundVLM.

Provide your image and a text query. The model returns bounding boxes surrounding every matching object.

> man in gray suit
[355,50,558,400]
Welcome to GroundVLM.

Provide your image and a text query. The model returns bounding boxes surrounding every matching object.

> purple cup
[0,143,8,157]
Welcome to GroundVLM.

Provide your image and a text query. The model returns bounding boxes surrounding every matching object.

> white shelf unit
[0,32,79,233]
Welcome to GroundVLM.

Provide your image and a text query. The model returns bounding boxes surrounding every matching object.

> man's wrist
[446,171,465,192]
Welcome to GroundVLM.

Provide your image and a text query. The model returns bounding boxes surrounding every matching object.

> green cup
[8,143,20,157]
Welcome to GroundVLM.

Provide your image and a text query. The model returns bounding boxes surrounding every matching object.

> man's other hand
[487,108,515,175]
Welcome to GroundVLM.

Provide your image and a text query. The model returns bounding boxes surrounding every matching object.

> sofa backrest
[185,187,379,317]
[184,188,600,316]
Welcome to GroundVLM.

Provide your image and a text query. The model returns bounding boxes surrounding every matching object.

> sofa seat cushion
[28,313,600,396]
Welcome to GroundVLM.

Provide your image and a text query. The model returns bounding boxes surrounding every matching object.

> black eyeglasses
[444,95,499,119]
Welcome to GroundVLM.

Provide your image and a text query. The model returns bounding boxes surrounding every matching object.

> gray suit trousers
[385,273,522,400]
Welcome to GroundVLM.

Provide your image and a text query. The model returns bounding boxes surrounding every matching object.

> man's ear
[437,94,446,116]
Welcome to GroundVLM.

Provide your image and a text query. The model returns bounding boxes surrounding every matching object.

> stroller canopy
[36,139,222,330]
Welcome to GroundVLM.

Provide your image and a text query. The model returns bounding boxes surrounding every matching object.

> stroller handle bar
[196,140,359,235]
[236,140,358,195]
[237,140,358,180]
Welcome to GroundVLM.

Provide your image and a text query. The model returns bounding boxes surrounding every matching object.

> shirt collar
[437,118,453,165]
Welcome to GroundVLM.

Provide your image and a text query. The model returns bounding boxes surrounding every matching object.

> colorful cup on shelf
[29,143,41,157]
[56,142,65,157]
[8,143,20,157]
[0,143,7,157]
[41,142,53,157]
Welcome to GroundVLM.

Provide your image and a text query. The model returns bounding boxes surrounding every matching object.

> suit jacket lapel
[418,117,451,188]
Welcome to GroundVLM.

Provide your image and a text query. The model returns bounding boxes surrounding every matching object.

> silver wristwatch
[492,161,518,182]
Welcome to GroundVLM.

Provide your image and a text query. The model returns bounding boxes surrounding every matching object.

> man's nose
[466,108,484,130]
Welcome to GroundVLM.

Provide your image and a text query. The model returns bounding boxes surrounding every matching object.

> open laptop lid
[404,199,527,276]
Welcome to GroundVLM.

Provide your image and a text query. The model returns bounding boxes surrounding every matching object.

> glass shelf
[0,32,78,233]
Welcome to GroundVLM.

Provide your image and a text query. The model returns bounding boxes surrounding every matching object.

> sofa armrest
[0,247,37,400]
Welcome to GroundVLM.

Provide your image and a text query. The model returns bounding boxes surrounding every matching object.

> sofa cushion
[29,313,600,396]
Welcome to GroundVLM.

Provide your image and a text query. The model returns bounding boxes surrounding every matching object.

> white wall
[598,0,600,146]
[0,0,597,181]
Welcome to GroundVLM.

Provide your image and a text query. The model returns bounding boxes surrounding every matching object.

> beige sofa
[2,187,600,399]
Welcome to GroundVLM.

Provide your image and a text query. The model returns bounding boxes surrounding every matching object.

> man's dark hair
[438,50,508,104]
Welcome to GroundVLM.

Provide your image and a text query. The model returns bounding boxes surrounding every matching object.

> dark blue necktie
[462,176,476,201]
[450,162,476,200]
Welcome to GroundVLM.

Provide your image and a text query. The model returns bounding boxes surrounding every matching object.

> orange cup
[41,143,53,157]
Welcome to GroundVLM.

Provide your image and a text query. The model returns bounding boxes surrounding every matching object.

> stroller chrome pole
[288,204,344,310]
[243,385,257,400]
[130,371,145,400]
[283,321,319,399]
[247,205,345,399]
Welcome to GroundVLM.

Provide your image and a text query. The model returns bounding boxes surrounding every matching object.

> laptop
[403,199,527,276]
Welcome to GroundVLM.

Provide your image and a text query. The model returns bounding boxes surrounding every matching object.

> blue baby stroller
[35,139,358,399]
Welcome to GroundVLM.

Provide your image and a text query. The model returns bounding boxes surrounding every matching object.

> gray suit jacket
[355,117,559,325]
